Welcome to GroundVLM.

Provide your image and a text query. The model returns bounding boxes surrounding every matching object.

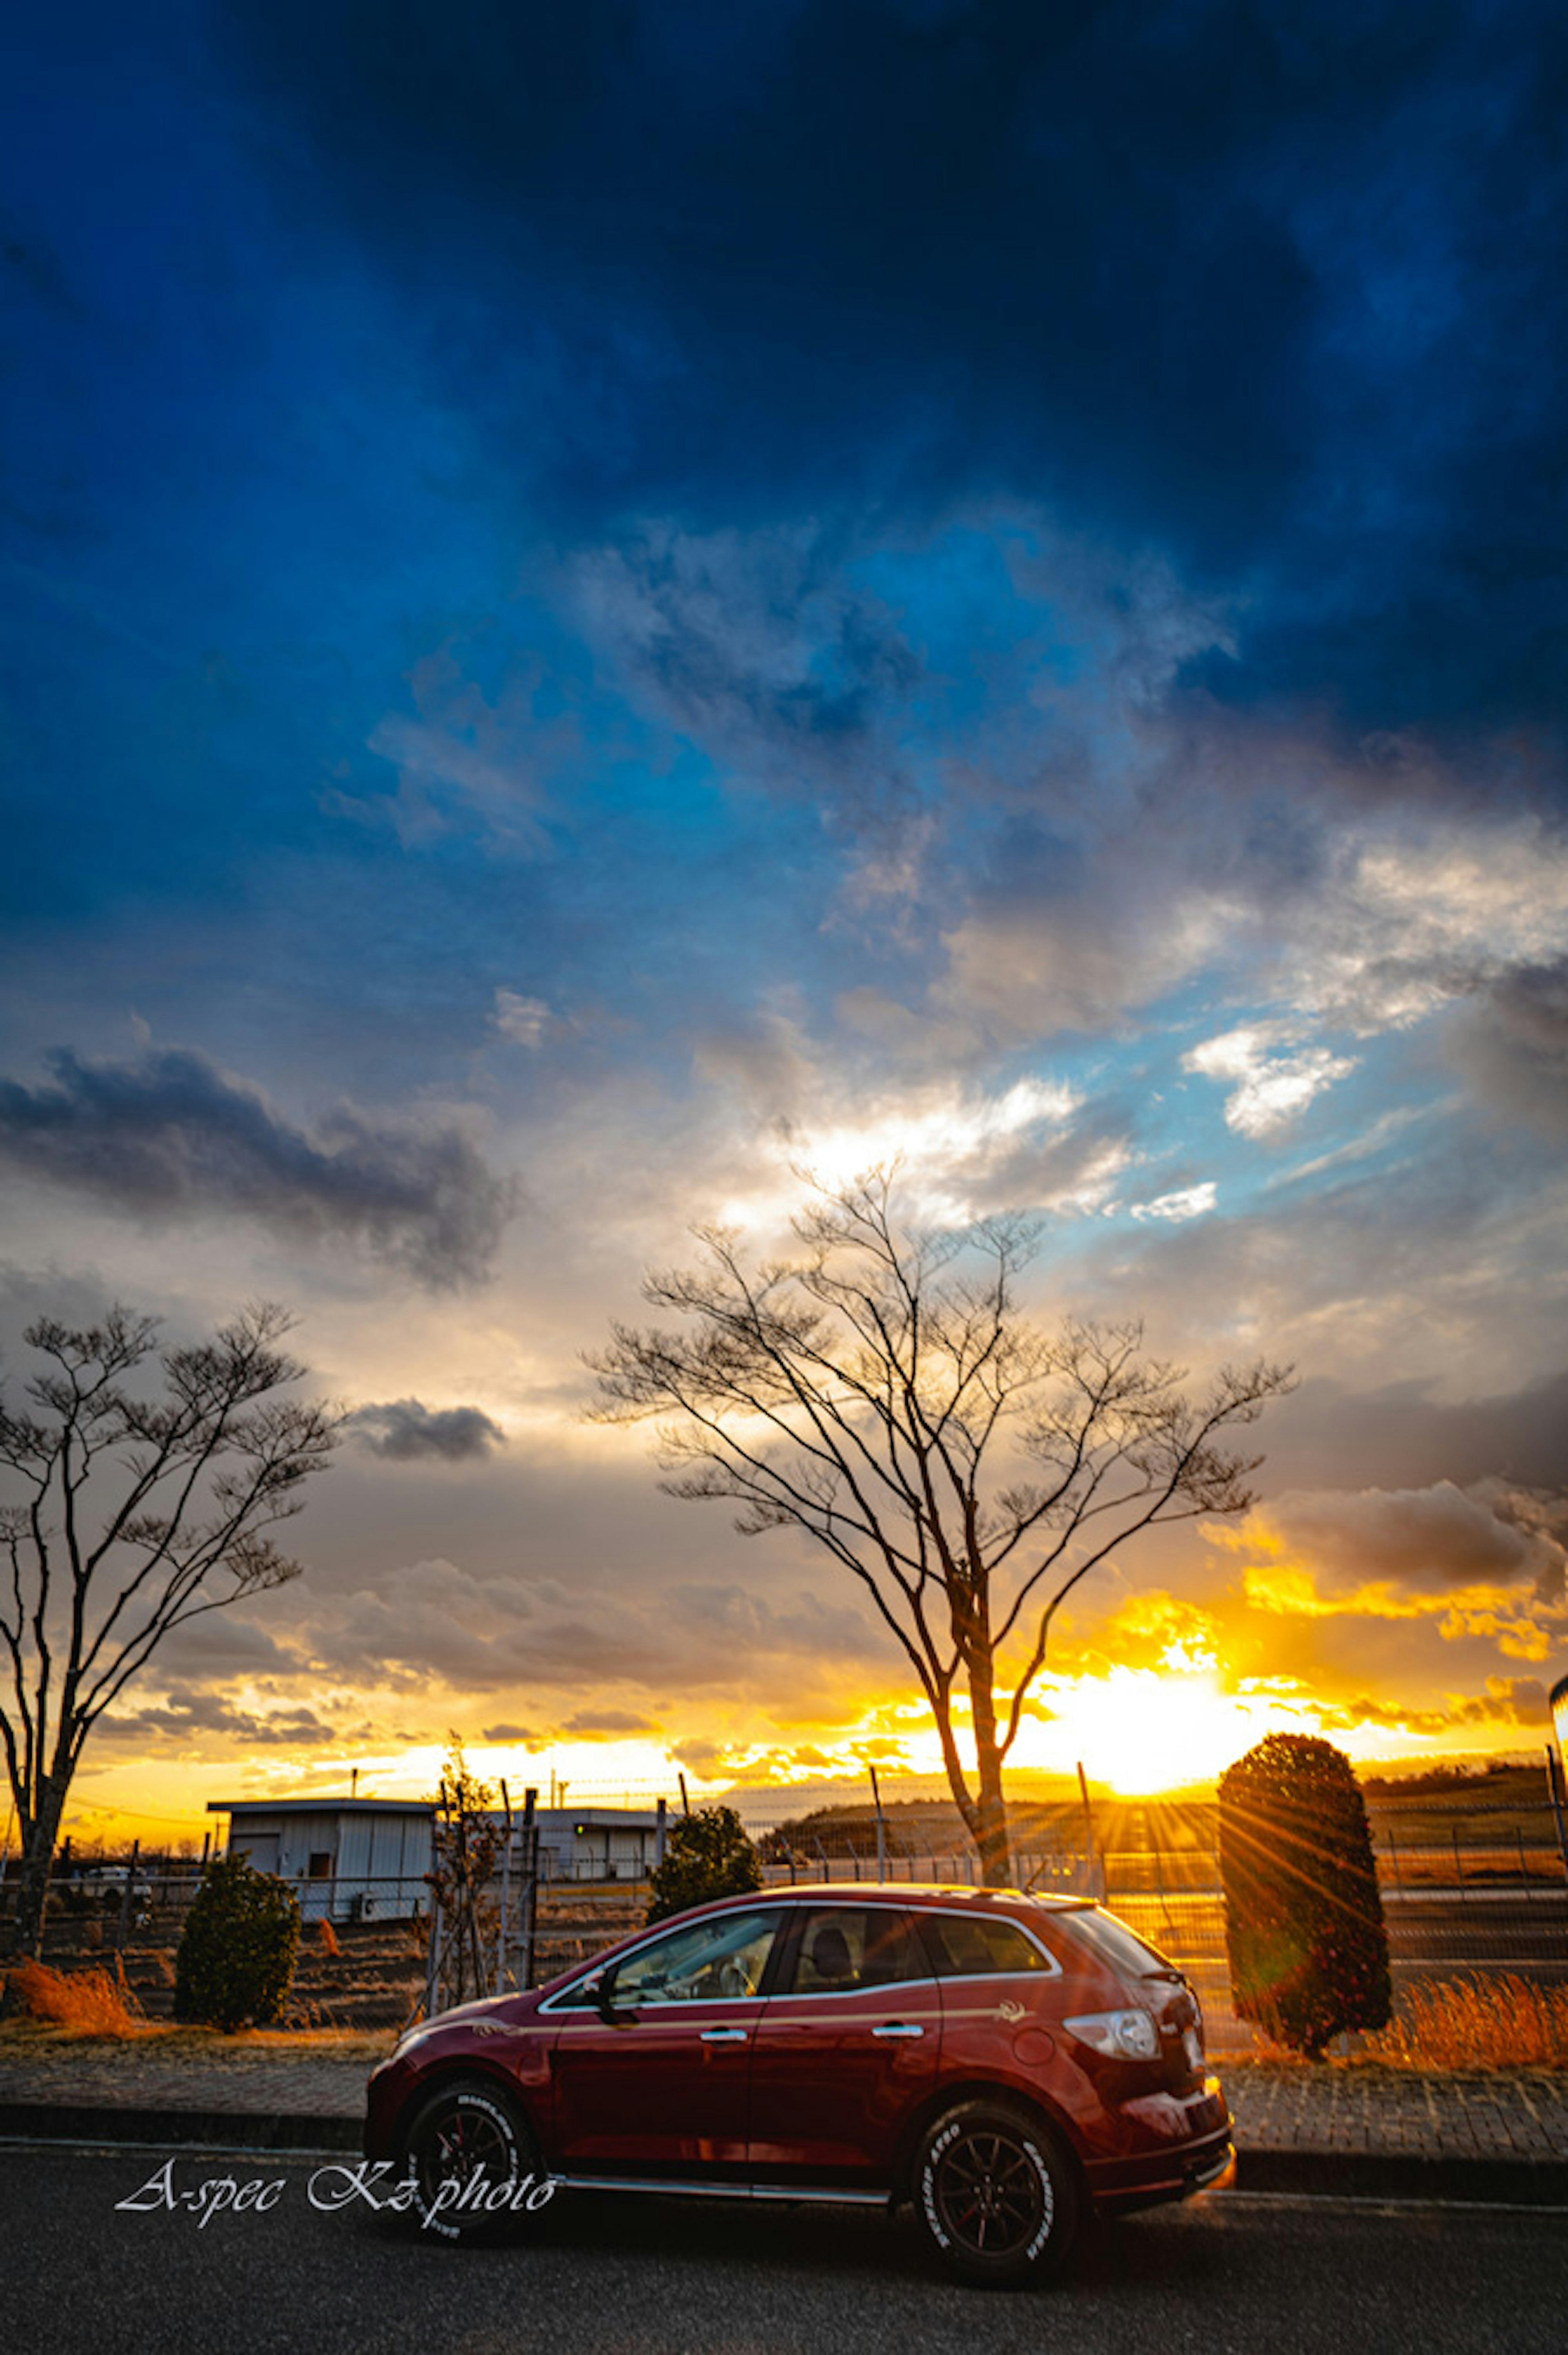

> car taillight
[1062,2009,1160,2061]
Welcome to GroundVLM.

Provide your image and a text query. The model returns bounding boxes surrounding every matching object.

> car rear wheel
[915,2099,1079,2287]
[397,2076,546,2243]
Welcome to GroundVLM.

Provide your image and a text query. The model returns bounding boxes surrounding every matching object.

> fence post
[424,1887,443,2019]
[519,1788,539,1992]
[1076,1762,1097,1904]
[116,1839,139,1954]
[1547,1746,1568,1892]
[870,1764,886,1884]
[495,1779,514,1994]
[655,1796,667,1869]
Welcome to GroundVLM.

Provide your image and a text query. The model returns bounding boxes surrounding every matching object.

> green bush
[646,1804,764,1925]
[1219,1733,1391,2058]
[173,1855,300,2032]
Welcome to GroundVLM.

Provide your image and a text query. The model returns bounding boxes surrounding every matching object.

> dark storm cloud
[304,1557,889,1699]
[1449,958,1568,1138]
[107,1689,344,1749]
[350,1398,508,1463]
[0,1048,514,1289]
[1318,1677,1551,1735]
[1262,1479,1566,1605]
[227,0,1568,763]
[1272,1365,1568,1497]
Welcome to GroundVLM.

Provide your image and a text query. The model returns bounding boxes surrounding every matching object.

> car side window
[610,1909,782,2005]
[920,1913,1053,1978]
[786,1907,927,1993]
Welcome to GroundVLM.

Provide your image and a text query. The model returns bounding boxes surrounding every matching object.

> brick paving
[1225,2061,1568,2163]
[0,2031,381,2118]
[2,2033,1566,2168]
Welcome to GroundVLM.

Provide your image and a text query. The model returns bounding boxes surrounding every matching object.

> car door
[746,1902,942,2182]
[549,1905,786,2176]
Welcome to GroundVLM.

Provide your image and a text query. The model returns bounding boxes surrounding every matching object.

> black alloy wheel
[915,2099,1079,2286]
[398,2077,544,2243]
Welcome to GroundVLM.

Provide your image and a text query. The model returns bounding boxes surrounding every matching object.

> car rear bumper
[1085,2123,1236,2213]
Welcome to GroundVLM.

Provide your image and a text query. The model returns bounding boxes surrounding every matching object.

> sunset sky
[3,4,1566,1845]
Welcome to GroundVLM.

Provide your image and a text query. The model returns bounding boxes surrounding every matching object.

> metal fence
[7,1771,1566,2046]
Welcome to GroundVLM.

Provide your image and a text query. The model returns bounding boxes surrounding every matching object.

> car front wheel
[914,2099,1079,2287]
[397,2076,547,2243]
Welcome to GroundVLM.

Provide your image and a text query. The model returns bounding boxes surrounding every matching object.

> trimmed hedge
[174,1854,300,2032]
[646,1804,764,1925]
[1219,1733,1391,2057]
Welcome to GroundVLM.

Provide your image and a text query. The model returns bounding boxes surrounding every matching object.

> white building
[209,1797,434,1922]
[535,1805,665,1882]
[208,1795,668,1916]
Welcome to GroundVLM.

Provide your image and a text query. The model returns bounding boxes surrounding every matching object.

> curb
[2,2105,1566,2205]
[0,2103,361,2153]
[1232,2146,1568,2206]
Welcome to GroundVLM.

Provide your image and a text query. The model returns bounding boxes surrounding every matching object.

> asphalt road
[1,2147,1564,2355]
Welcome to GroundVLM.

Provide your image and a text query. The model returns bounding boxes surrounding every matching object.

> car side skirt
[557,2174,891,2208]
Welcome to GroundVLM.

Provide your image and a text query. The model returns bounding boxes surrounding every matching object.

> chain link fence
[5,1766,1565,2043]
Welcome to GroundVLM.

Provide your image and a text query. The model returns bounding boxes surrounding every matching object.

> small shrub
[1220,1733,1391,2058]
[174,1855,300,2032]
[4,1957,144,2036]
[1364,1974,1568,2069]
[646,1805,764,1925]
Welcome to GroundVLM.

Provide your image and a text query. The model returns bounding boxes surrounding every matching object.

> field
[7,1887,650,2032]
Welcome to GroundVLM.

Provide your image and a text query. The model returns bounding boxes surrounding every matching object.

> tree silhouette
[592,1169,1293,1884]
[1,1302,339,1954]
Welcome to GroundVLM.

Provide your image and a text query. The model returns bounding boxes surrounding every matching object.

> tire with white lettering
[397,2076,547,2243]
[915,2099,1079,2287]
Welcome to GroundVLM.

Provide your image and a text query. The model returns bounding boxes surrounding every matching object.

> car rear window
[920,1912,1053,1978]
[1054,1907,1176,1983]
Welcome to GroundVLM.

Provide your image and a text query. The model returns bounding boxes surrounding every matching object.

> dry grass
[0,2011,393,2058]
[1363,1974,1568,2069]
[314,1918,342,1958]
[3,1957,146,2037]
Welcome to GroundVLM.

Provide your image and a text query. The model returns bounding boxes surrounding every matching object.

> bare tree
[0,1302,340,1954]
[591,1170,1294,1885]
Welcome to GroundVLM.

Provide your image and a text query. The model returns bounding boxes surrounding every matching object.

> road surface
[0,2145,1563,2355]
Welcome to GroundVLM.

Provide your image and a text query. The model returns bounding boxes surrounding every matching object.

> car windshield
[1058,1907,1180,1984]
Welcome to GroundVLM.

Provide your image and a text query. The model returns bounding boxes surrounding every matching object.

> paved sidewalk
[2,2036,1566,2201]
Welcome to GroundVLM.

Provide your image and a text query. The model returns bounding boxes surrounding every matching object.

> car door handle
[700,2027,749,2043]
[872,2022,924,2038]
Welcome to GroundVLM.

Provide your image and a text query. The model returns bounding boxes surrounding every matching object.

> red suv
[363,1883,1232,2285]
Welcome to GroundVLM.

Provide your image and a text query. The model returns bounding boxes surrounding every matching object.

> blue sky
[3,2,1566,1826]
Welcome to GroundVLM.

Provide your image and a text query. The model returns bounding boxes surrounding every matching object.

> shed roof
[207,1797,435,1817]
